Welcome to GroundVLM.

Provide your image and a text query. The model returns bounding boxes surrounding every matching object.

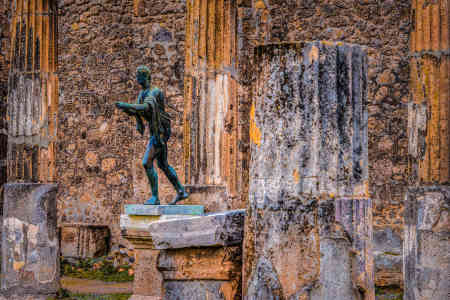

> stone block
[158,247,242,280]
[133,249,163,300]
[404,186,449,300]
[164,280,234,300]
[148,209,245,249]
[120,214,191,232]
[60,223,110,258]
[125,204,204,216]
[373,226,403,287]
[1,183,59,298]
[120,205,207,249]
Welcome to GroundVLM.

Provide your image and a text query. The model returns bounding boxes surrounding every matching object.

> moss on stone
[51,293,131,300]
[61,257,134,283]
[375,285,403,300]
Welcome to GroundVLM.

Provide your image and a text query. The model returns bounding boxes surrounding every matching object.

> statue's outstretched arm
[116,102,149,113]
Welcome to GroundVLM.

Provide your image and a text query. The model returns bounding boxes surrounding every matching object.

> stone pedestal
[1,183,59,299]
[244,42,373,300]
[121,205,244,300]
[60,223,110,258]
[404,186,449,300]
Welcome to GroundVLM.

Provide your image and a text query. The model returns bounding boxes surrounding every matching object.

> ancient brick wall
[57,0,186,245]
[237,0,411,295]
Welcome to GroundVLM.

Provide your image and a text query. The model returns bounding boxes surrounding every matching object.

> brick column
[7,0,58,183]
[405,1,449,299]
[243,42,374,300]
[183,0,241,211]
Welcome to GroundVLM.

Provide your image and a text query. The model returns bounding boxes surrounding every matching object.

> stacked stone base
[404,186,449,300]
[245,197,372,300]
[121,205,244,300]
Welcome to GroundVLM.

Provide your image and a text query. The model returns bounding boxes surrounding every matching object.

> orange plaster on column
[249,102,261,146]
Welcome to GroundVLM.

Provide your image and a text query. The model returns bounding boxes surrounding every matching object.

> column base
[404,186,449,300]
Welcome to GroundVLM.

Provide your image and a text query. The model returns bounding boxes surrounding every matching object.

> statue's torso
[138,88,171,138]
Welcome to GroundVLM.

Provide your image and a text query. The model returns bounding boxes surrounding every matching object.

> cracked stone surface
[1,183,59,298]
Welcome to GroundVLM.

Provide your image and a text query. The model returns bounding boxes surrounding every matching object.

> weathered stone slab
[148,209,245,249]
[120,214,194,232]
[60,223,110,258]
[1,183,59,298]
[125,204,204,216]
[404,186,449,300]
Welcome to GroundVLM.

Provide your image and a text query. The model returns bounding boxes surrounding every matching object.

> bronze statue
[115,66,189,205]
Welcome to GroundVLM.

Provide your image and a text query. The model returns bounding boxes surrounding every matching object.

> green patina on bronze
[115,66,189,205]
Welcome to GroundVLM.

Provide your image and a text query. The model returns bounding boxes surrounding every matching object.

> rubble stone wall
[57,0,186,245]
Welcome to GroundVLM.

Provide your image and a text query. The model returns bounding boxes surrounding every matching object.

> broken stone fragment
[148,209,245,249]
[1,183,59,299]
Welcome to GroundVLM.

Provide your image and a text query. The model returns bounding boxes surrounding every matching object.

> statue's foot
[144,196,160,205]
[168,190,189,205]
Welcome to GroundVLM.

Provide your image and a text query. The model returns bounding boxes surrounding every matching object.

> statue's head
[136,65,151,88]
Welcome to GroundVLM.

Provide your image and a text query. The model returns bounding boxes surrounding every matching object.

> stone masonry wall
[238,0,411,294]
[57,0,186,246]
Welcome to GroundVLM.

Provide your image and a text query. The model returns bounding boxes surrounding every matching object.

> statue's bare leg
[143,136,160,205]
[156,141,189,205]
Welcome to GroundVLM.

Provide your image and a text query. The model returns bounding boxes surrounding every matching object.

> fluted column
[7,0,58,183]
[405,1,449,299]
[183,0,240,210]
[409,0,449,184]
[243,42,374,300]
